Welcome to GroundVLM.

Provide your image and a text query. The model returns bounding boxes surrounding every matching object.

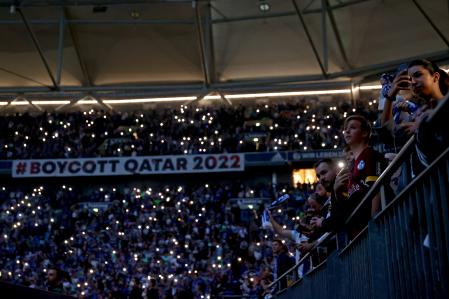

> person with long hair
[381,59,448,136]
[406,60,449,173]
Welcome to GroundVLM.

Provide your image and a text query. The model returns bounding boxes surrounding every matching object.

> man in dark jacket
[146,279,159,299]
[271,239,294,291]
[46,267,63,294]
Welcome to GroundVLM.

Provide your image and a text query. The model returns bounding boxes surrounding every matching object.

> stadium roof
[0,0,448,101]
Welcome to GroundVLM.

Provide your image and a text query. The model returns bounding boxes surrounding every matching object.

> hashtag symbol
[15,162,26,175]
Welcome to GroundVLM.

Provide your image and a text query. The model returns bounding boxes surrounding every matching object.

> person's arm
[334,168,350,201]
[310,216,324,229]
[322,196,348,232]
[380,70,411,126]
[380,95,395,126]
[298,240,316,253]
[268,211,294,240]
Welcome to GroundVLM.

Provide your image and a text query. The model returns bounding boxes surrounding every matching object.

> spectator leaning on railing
[310,159,341,234]
[335,115,386,239]
[271,239,294,292]
[380,59,448,175]
[405,60,449,175]
[380,64,427,147]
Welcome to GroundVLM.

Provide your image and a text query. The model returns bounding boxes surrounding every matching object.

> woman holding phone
[381,59,448,136]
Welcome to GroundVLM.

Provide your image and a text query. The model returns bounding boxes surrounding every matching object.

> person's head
[315,182,327,197]
[314,159,338,192]
[307,193,324,212]
[133,278,141,287]
[149,279,157,288]
[47,267,60,285]
[343,115,371,147]
[408,59,448,101]
[271,239,286,255]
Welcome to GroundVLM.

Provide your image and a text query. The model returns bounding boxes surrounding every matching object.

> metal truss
[0,0,447,101]
[0,0,377,25]
[0,49,448,100]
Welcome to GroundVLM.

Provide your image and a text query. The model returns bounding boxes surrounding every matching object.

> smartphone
[395,63,408,76]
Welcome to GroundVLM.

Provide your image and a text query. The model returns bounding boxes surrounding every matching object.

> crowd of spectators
[262,59,449,290]
[0,98,378,159]
[0,182,314,298]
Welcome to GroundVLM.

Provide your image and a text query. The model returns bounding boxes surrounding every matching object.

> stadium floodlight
[221,89,352,99]
[77,99,98,104]
[359,85,382,90]
[103,96,197,104]
[31,100,71,105]
[99,89,357,105]
[76,95,99,104]
[203,95,221,100]
[10,101,29,105]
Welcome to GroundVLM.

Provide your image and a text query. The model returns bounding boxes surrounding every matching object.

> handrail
[266,232,333,290]
[217,295,251,298]
[0,281,76,299]
[268,133,416,291]
[346,91,449,227]
[268,93,449,297]
[344,135,415,226]
[374,144,449,221]
[427,91,449,122]
[266,135,415,295]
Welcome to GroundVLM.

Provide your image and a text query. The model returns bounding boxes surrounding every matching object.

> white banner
[12,154,244,178]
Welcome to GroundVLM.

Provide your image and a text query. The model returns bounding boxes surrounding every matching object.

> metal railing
[0,281,75,299]
[269,94,449,298]
[266,134,417,295]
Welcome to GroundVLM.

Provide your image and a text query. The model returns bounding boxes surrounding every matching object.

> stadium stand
[1,90,448,298]
[0,181,311,298]
[0,99,378,159]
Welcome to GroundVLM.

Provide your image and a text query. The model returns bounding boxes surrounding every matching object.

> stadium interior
[0,1,448,299]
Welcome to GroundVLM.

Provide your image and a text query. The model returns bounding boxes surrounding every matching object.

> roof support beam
[325,0,352,70]
[194,0,216,87]
[412,0,449,48]
[0,19,195,25]
[0,0,376,26]
[0,66,49,87]
[64,8,93,87]
[304,0,374,14]
[17,7,58,90]
[0,50,447,97]
[183,90,209,106]
[291,0,327,79]
[203,1,217,84]
[0,0,193,7]
[321,0,328,72]
[219,93,232,106]
[304,0,318,11]
[213,0,375,24]
[56,9,65,86]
